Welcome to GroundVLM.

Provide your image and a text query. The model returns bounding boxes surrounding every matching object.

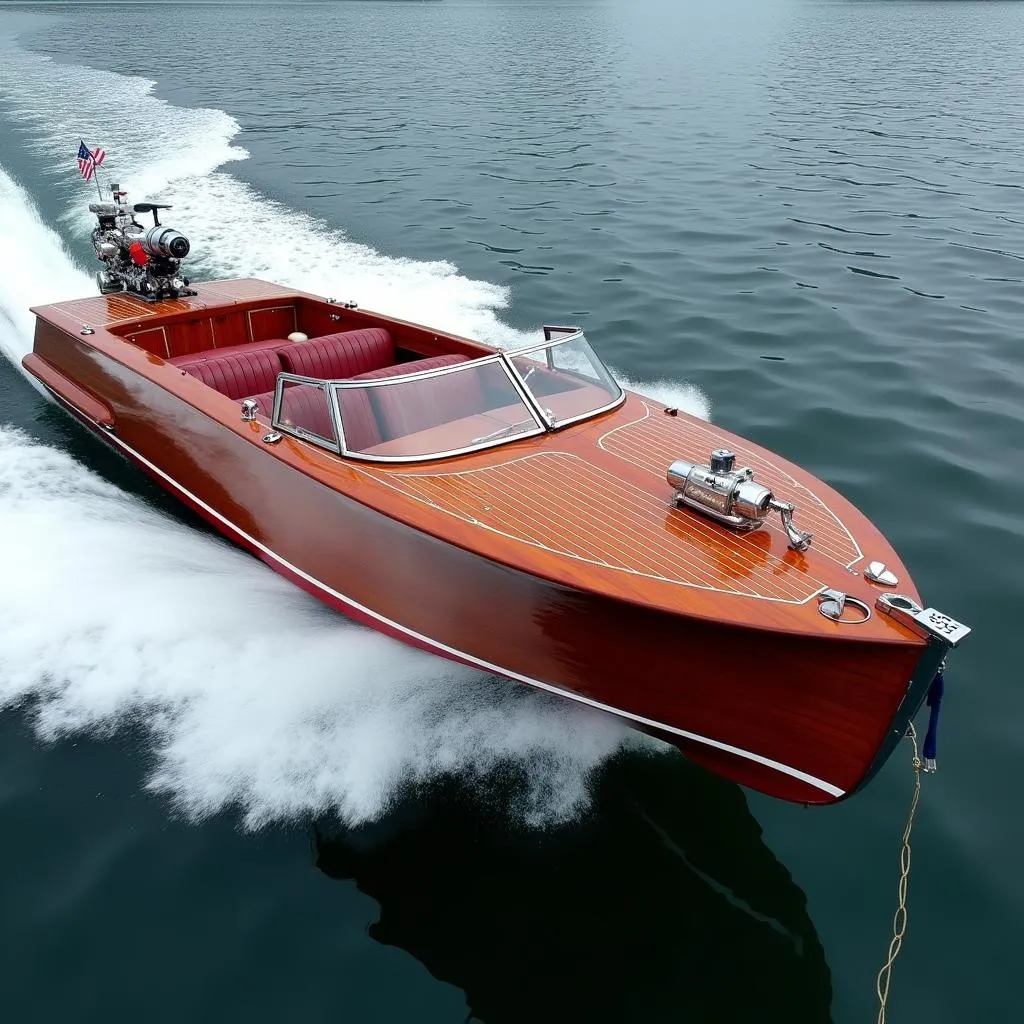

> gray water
[0,2,1021,1021]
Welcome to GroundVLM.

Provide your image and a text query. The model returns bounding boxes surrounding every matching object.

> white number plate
[916,608,972,647]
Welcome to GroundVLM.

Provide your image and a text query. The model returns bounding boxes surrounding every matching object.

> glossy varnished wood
[26,279,931,803]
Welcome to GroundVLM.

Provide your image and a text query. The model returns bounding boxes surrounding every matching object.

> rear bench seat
[175,328,396,403]
[237,328,398,445]
[276,328,394,379]
[178,327,482,453]
[246,354,471,451]
[169,336,290,367]
[177,348,285,401]
[344,355,468,450]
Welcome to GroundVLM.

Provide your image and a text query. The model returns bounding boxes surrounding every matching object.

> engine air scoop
[667,448,813,551]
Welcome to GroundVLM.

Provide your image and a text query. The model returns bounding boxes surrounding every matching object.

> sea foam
[0,42,707,825]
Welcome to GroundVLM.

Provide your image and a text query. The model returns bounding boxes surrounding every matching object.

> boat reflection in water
[312,755,832,1023]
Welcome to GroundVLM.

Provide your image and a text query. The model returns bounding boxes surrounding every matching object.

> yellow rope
[875,722,923,1024]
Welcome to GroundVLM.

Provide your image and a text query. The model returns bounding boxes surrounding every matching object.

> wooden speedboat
[21,191,970,803]
[23,278,972,804]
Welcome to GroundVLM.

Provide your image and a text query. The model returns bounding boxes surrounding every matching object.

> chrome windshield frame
[328,353,547,464]
[271,372,344,452]
[269,332,624,462]
[503,326,624,429]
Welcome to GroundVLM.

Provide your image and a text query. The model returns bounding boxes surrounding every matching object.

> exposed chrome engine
[666,448,813,551]
[89,184,196,302]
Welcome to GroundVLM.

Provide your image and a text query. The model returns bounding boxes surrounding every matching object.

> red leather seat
[278,328,394,380]
[182,348,285,400]
[334,389,382,452]
[244,354,473,453]
[352,354,467,382]
[245,390,275,419]
[169,337,291,367]
[246,386,337,441]
[368,355,485,441]
[342,354,468,451]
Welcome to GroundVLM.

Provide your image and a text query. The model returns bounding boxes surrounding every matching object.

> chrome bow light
[666,448,813,551]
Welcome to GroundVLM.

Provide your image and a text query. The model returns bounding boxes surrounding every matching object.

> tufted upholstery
[183,348,286,400]
[246,390,274,418]
[353,354,467,382]
[368,356,486,441]
[246,386,337,441]
[339,355,469,451]
[170,337,290,367]
[242,353,480,452]
[277,328,394,380]
[334,389,382,452]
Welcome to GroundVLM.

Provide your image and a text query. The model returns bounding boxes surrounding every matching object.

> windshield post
[499,352,555,428]
[503,328,624,431]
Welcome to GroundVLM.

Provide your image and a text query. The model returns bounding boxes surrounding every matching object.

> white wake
[0,41,708,826]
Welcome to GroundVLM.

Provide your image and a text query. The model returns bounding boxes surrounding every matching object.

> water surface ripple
[0,2,1021,1022]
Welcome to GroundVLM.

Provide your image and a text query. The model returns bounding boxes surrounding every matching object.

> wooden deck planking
[48,279,296,329]
[379,452,830,603]
[600,403,862,568]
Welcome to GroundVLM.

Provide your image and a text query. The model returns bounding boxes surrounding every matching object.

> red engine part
[128,241,148,267]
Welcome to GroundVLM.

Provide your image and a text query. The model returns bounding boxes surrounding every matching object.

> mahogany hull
[24,286,939,804]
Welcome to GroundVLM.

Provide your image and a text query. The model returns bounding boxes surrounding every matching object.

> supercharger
[89,183,196,302]
[666,448,814,551]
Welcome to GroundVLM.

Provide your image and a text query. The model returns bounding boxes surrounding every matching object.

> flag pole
[80,139,106,201]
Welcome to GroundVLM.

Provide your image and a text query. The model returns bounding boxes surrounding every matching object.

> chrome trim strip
[546,391,627,430]
[334,428,547,464]
[47,394,846,800]
[329,357,546,462]
[503,331,625,428]
[509,327,586,356]
[330,353,507,389]
[498,351,551,427]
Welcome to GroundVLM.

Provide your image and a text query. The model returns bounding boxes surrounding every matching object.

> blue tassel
[922,670,944,772]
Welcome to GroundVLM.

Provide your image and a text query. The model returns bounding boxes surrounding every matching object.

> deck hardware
[876,593,971,648]
[664,407,679,416]
[240,399,259,422]
[80,325,95,335]
[667,450,814,550]
[771,498,812,552]
[709,448,735,473]
[262,431,283,445]
[343,300,358,309]
[865,561,899,586]
[327,297,338,303]
[817,589,871,623]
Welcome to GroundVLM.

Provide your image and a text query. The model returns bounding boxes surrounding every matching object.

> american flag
[77,140,106,181]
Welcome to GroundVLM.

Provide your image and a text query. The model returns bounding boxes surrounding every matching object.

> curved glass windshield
[508,329,622,428]
[330,357,544,461]
[269,327,623,462]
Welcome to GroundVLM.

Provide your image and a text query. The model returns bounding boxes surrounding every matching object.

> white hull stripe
[52,392,845,799]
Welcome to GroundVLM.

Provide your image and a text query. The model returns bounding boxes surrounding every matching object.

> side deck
[29,279,924,642]
[24,281,937,802]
